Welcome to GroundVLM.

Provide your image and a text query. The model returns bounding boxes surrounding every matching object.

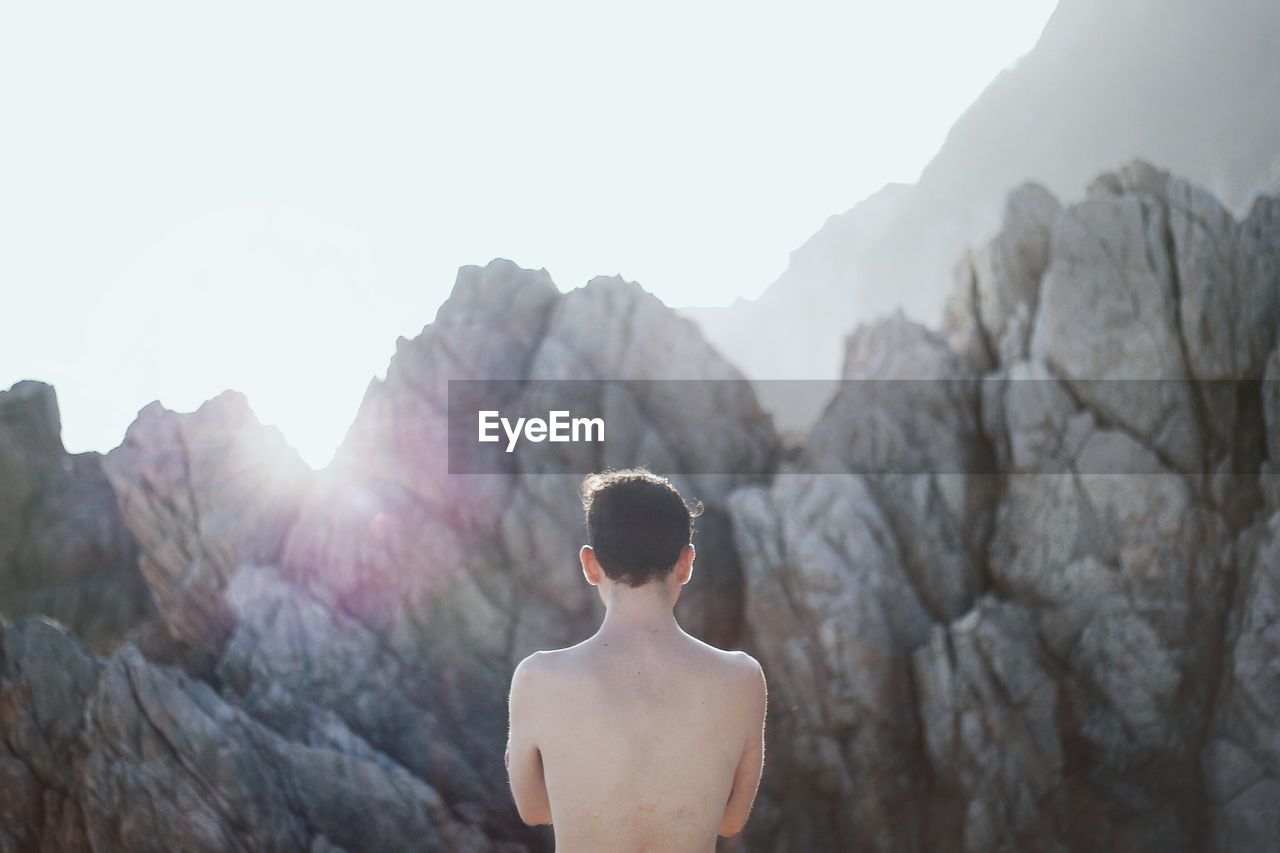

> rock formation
[0,381,154,653]
[2,161,1278,852]
[0,616,516,852]
[685,0,1280,418]
[2,263,776,851]
[728,161,1279,852]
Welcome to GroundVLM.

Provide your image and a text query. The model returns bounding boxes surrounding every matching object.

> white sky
[1,1,1057,469]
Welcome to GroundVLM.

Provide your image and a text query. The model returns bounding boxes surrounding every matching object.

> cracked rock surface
[732,161,1280,852]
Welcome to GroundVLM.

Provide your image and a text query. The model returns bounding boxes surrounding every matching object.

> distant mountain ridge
[683,0,1280,396]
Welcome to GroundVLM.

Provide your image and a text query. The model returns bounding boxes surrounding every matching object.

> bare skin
[507,543,767,853]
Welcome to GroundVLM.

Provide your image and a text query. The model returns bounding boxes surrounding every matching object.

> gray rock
[0,616,99,851]
[941,250,994,371]
[0,381,154,653]
[987,359,1234,849]
[942,184,1061,373]
[729,167,1279,851]
[912,598,1074,852]
[729,474,931,851]
[1263,348,1280,512]
[810,314,992,621]
[723,313,997,850]
[1030,174,1202,472]
[974,183,1062,364]
[1202,511,1280,852]
[0,616,518,852]
[101,391,311,664]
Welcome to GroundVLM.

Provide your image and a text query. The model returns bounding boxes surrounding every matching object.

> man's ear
[676,543,695,586]
[581,545,604,586]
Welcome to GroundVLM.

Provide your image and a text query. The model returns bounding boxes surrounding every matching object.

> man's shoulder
[509,650,561,708]
[725,648,763,672]
[720,649,765,685]
[683,637,765,685]
[718,651,767,720]
[512,643,585,682]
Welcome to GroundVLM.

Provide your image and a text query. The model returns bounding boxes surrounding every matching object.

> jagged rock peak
[0,380,65,459]
[1,382,154,654]
[433,258,559,327]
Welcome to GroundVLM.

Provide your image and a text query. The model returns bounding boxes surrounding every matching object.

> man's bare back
[511,628,765,852]
[506,470,767,852]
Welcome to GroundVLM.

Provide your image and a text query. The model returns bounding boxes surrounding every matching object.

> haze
[1,0,1056,468]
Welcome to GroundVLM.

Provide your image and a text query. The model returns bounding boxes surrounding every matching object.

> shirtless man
[506,468,768,852]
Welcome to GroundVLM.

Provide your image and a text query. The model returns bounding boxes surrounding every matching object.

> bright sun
[79,205,397,470]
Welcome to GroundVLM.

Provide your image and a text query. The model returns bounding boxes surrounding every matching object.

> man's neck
[596,583,680,639]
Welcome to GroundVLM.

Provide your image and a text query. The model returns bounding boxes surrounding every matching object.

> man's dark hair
[581,468,703,587]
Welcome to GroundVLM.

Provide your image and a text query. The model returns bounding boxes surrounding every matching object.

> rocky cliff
[685,0,1280,413]
[730,161,1280,851]
[3,162,1279,852]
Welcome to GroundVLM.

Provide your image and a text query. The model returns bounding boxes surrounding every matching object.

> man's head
[579,468,702,589]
